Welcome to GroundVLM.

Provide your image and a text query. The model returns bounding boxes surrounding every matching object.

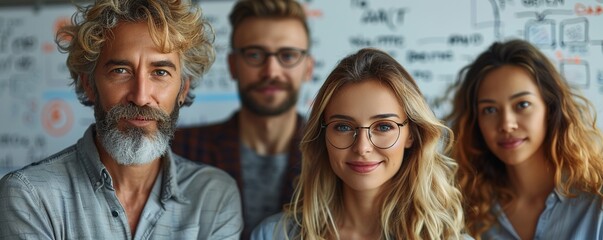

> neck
[94,136,161,193]
[239,108,298,155]
[506,151,555,199]
[339,186,381,237]
[93,134,161,236]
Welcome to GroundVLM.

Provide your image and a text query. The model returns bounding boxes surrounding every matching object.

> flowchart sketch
[560,17,589,47]
[471,0,502,38]
[560,61,590,88]
[525,19,556,48]
[2,0,603,177]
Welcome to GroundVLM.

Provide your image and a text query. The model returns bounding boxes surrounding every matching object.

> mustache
[104,104,170,124]
[246,78,291,91]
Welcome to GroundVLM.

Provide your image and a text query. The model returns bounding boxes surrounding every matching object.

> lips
[257,85,283,94]
[124,116,154,127]
[346,161,382,173]
[249,79,289,94]
[498,138,525,149]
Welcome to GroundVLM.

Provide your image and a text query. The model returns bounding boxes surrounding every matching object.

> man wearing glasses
[171,0,314,238]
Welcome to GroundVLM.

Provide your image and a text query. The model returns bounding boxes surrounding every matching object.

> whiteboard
[2,0,603,176]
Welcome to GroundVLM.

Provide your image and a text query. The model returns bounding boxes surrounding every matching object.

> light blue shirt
[250,213,295,240]
[0,125,243,240]
[484,189,603,240]
[251,212,474,240]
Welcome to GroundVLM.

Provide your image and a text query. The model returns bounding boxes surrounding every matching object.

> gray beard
[94,102,179,166]
[98,125,169,166]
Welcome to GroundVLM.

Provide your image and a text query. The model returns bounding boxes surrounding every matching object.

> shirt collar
[160,151,187,204]
[78,125,109,191]
[78,124,186,205]
[552,188,567,203]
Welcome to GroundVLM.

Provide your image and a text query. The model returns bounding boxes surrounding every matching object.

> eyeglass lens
[324,120,403,149]
[238,47,306,67]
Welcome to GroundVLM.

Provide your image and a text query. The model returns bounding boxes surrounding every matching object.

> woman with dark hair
[446,39,603,239]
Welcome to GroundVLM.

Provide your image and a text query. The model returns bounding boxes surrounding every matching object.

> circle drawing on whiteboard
[42,99,74,137]
[54,16,72,42]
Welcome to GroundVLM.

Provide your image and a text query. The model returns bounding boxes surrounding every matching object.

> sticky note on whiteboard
[525,19,556,48]
[560,17,589,47]
[561,61,590,88]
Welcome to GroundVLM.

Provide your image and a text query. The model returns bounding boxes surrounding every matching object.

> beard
[94,102,179,166]
[239,78,298,116]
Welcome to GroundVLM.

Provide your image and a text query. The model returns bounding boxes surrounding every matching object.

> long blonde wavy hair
[283,48,464,239]
[445,39,603,238]
[55,0,215,107]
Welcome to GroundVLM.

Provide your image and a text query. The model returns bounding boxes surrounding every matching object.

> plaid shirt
[171,111,303,238]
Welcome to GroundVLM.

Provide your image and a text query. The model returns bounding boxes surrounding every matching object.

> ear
[178,78,191,105]
[303,56,315,83]
[404,132,414,149]
[81,74,96,103]
[227,53,238,81]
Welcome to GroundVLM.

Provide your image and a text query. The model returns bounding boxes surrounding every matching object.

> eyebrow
[151,60,177,69]
[477,91,534,104]
[327,113,401,122]
[103,59,177,70]
[104,59,132,69]
[236,45,303,52]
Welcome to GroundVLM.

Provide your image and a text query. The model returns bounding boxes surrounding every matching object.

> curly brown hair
[445,39,603,238]
[56,0,215,107]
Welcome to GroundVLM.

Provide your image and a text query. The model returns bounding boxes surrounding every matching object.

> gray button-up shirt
[484,189,603,240]
[0,125,243,239]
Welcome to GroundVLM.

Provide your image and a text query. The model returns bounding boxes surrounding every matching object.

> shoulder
[251,213,297,240]
[178,121,226,134]
[462,233,475,240]
[561,190,603,216]
[174,113,239,138]
[172,123,220,144]
[171,119,237,152]
[172,154,238,189]
[558,189,603,205]
[0,144,82,207]
[1,144,79,187]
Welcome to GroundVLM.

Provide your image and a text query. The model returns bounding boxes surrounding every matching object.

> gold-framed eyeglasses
[321,119,410,149]
[234,46,308,68]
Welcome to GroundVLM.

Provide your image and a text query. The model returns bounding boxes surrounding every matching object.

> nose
[127,74,153,107]
[352,127,373,155]
[261,55,284,80]
[499,110,518,133]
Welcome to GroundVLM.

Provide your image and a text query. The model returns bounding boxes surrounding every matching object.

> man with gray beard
[95,103,176,166]
[0,0,242,239]
[171,0,314,238]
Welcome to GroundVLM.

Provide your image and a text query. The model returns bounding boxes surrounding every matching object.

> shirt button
[111,210,119,217]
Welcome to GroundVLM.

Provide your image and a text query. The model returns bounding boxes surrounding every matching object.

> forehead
[98,22,180,67]
[478,65,541,99]
[324,79,405,121]
[232,17,308,49]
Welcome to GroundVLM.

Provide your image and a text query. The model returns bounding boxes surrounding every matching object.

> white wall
[1,0,602,176]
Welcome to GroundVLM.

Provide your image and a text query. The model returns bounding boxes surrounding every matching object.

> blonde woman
[252,48,466,239]
[446,39,603,239]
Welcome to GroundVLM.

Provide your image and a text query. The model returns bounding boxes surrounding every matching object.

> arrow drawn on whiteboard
[471,0,502,39]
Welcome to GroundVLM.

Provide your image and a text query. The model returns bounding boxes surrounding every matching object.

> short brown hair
[228,0,310,49]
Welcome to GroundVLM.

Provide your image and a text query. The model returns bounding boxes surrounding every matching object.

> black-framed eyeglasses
[321,119,410,149]
[234,46,308,68]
